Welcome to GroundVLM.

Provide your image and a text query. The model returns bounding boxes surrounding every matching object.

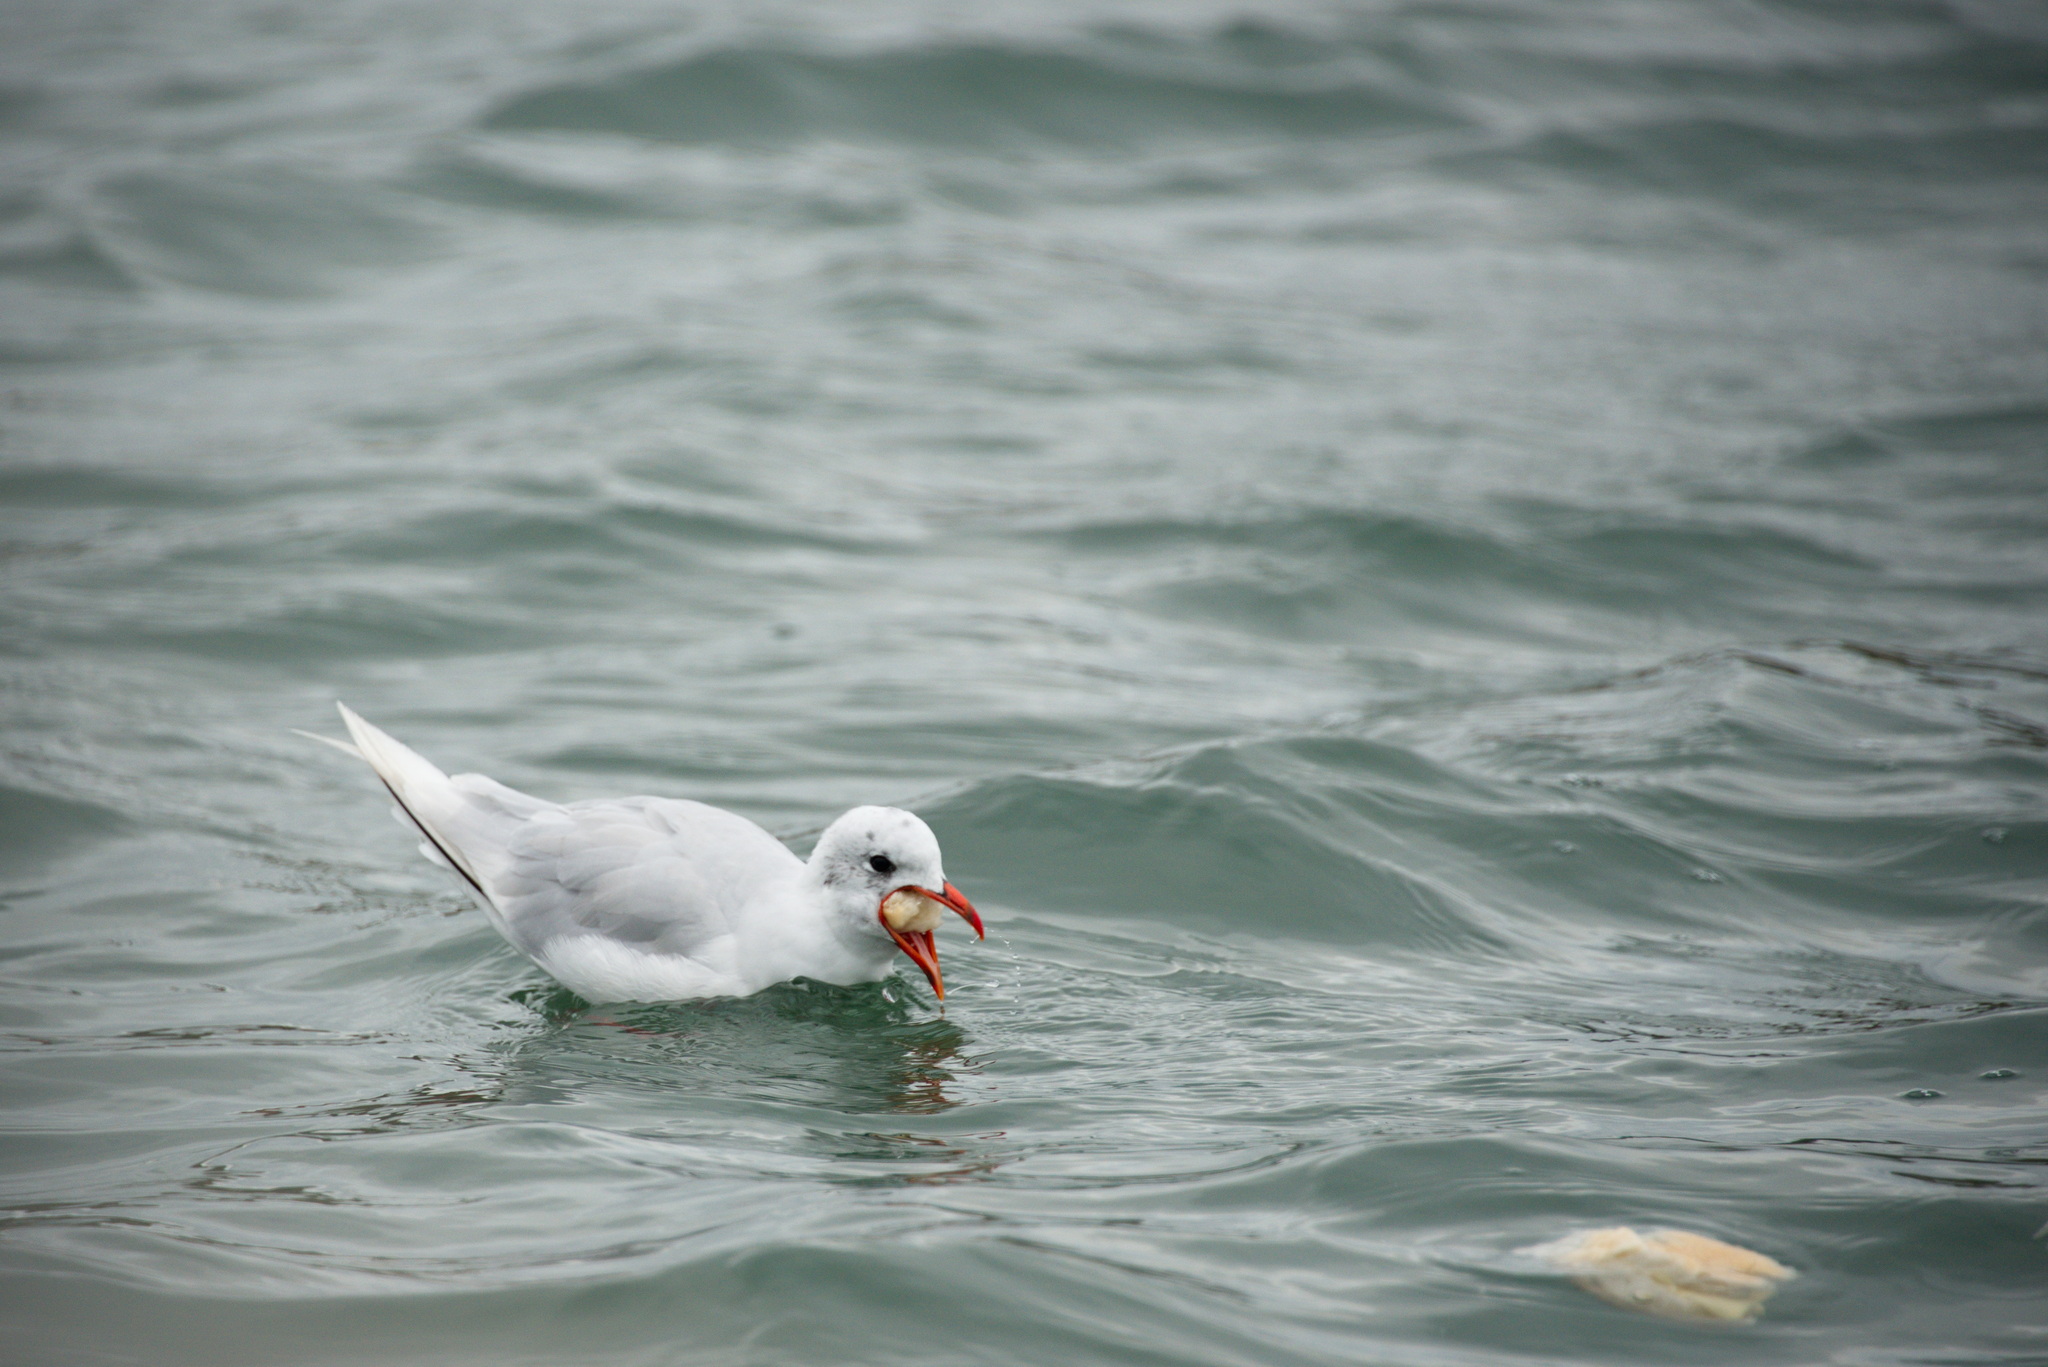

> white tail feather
[291,729,362,759]
[327,703,493,902]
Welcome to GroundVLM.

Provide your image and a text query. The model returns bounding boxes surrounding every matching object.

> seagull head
[809,805,983,999]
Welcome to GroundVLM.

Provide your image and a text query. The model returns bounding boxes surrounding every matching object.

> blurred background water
[3,1,2047,1363]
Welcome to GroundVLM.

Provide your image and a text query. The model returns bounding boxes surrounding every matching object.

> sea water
[2,2,2046,1363]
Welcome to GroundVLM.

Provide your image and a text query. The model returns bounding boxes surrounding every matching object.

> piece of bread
[1523,1226,1796,1323]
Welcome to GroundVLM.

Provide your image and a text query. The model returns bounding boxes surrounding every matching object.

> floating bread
[1523,1226,1795,1323]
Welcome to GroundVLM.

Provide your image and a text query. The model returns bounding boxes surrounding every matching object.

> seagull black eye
[868,854,895,875]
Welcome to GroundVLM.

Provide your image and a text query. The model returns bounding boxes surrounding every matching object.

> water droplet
[1982,827,2008,844]
[1690,868,1723,883]
[1901,1088,1943,1100]
[1551,841,1577,855]
[1980,1068,2019,1080]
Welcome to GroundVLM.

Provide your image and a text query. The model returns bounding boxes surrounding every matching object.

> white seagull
[303,704,983,1003]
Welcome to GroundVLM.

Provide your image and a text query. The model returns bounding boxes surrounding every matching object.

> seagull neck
[797,861,895,961]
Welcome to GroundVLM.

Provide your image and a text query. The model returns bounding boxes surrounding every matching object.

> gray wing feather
[490,797,800,964]
[309,707,801,979]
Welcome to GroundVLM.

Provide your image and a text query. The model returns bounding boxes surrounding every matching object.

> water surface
[3,1,2047,1363]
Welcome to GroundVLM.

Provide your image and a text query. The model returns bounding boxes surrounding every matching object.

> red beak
[928,882,984,939]
[879,882,984,1001]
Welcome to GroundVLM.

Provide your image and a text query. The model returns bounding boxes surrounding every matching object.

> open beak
[928,882,984,939]
[879,882,984,1000]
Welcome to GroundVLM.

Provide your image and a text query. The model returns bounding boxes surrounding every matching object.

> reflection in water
[872,1021,974,1117]
[861,1134,1007,1186]
[167,978,1011,1270]
[244,1081,503,1131]
[553,978,986,1115]
[243,980,999,1176]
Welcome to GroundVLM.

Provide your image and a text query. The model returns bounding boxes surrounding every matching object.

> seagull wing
[493,795,803,971]
[322,704,806,999]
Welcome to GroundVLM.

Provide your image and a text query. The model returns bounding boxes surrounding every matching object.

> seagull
[302,704,983,1003]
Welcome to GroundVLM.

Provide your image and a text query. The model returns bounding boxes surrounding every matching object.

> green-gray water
[4,2,2047,1362]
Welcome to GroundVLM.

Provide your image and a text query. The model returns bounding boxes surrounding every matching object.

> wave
[57,593,552,664]
[0,465,243,510]
[925,639,2048,973]
[403,148,657,220]
[1438,113,2048,216]
[932,739,1517,955]
[483,34,1462,149]
[0,784,129,871]
[1040,505,1882,650]
[1792,401,2048,469]
[85,168,438,297]
[0,229,138,294]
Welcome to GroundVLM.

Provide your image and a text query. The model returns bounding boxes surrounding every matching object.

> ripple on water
[2,0,2046,1362]
[86,169,440,298]
[483,34,1466,150]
